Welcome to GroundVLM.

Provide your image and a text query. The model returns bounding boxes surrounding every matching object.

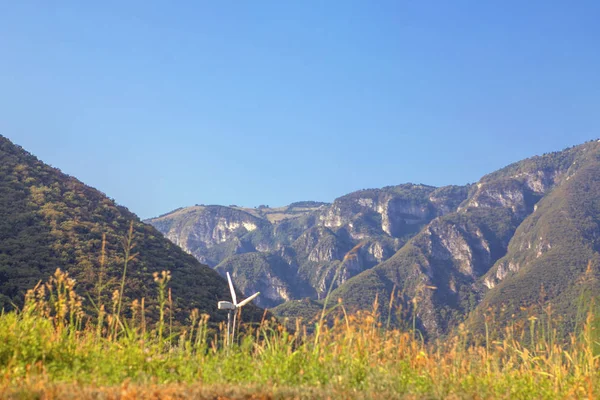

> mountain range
[1,133,597,338]
[148,140,600,337]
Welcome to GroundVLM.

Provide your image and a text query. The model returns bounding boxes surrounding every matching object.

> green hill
[328,141,600,337]
[472,154,600,336]
[0,135,260,322]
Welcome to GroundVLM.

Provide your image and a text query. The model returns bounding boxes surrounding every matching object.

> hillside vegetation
[0,136,260,322]
[1,135,599,397]
[0,268,598,399]
[306,141,600,338]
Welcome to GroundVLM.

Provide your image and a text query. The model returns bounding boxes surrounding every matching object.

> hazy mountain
[148,184,469,307]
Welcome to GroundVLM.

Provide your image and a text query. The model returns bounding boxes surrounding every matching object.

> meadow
[0,265,598,400]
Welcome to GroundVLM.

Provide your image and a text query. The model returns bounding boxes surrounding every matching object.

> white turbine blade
[227,272,237,305]
[236,292,260,308]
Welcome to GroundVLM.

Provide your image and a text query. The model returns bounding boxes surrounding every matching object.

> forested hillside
[0,136,260,322]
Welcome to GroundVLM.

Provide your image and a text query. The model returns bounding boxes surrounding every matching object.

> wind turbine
[218,272,260,346]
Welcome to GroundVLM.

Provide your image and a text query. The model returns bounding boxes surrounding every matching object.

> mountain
[0,135,260,323]
[149,139,600,338]
[329,140,600,337]
[148,184,470,307]
[472,146,600,335]
[147,202,327,267]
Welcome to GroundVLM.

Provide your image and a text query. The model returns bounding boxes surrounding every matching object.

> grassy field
[0,268,598,399]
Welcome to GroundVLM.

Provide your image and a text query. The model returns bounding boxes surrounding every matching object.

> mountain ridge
[148,183,471,307]
[148,139,600,337]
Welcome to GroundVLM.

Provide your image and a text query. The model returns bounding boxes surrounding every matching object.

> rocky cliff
[148,184,469,307]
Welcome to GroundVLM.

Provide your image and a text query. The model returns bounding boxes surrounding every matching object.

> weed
[0,248,598,398]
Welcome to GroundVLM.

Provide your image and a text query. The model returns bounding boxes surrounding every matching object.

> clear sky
[1,1,599,219]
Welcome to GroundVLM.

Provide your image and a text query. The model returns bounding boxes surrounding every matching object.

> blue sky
[1,1,599,219]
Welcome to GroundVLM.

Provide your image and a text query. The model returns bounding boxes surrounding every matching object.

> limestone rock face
[147,185,469,306]
[425,219,491,278]
[319,184,462,239]
[149,205,270,266]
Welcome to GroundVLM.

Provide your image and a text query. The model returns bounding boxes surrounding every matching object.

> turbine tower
[218,272,260,346]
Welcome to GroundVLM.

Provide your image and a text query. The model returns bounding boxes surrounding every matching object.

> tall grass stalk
[313,261,343,350]
[114,221,138,333]
[154,270,171,340]
[96,233,107,311]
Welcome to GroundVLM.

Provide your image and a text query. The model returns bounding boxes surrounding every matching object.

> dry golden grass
[0,381,351,400]
[1,265,598,399]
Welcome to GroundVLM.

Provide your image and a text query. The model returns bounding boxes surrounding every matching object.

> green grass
[0,268,599,399]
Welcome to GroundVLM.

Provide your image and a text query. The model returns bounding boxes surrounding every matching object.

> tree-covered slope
[0,135,259,322]
[327,141,600,337]
[471,147,600,335]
